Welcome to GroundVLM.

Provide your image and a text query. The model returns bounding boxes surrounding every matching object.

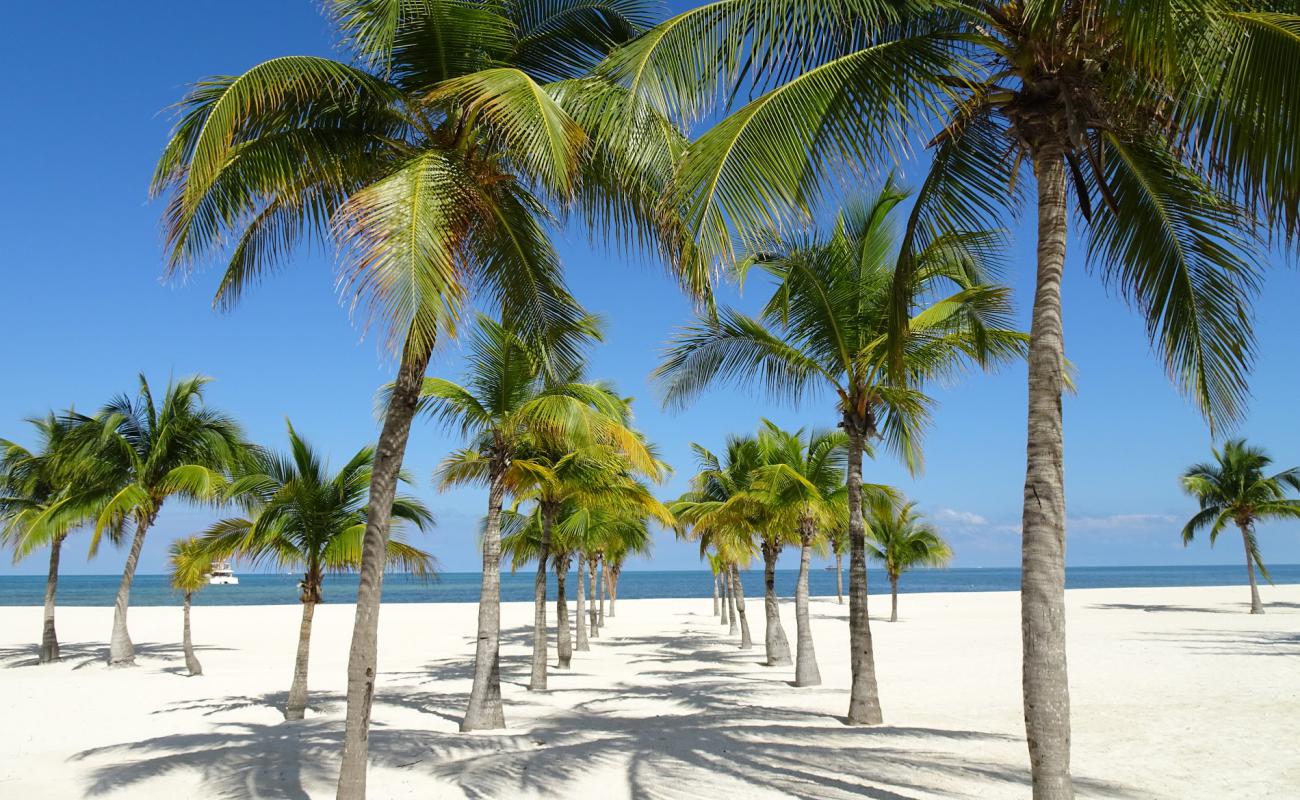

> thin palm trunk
[1021,153,1073,800]
[835,552,844,605]
[556,555,572,668]
[598,558,608,627]
[109,510,155,666]
[588,558,600,638]
[725,566,738,634]
[286,599,316,720]
[889,574,899,623]
[731,564,752,649]
[182,591,202,676]
[529,503,554,691]
[845,426,882,724]
[795,520,821,686]
[575,553,589,651]
[463,464,507,730]
[712,571,720,616]
[609,563,620,617]
[40,534,62,664]
[337,338,432,800]
[762,542,792,666]
[1240,524,1264,614]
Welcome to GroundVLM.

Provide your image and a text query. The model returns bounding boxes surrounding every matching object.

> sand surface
[1,584,1298,799]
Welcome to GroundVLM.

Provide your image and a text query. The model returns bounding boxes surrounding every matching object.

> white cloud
[933,508,989,526]
[1068,513,1178,531]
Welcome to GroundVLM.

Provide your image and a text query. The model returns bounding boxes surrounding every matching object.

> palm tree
[168,537,213,676]
[864,497,953,622]
[1181,440,1300,614]
[87,375,245,667]
[753,422,851,684]
[602,504,655,618]
[424,314,652,729]
[0,414,111,663]
[656,188,1024,723]
[202,423,434,720]
[152,3,706,789]
[616,4,1288,793]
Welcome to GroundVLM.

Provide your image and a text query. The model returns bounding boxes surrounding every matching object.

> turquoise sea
[1,564,1296,607]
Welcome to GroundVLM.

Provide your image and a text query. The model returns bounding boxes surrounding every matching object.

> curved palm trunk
[889,574,899,623]
[835,552,844,605]
[845,426,882,724]
[529,503,555,691]
[725,567,738,634]
[575,554,589,652]
[109,509,155,666]
[731,565,752,649]
[556,554,572,668]
[463,464,507,730]
[761,542,792,666]
[337,339,432,800]
[182,591,202,676]
[286,576,319,721]
[588,558,600,638]
[713,572,720,616]
[795,520,821,686]
[1240,524,1264,614]
[1021,153,1074,800]
[40,534,62,663]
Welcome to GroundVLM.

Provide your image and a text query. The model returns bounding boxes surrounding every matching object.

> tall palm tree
[203,423,434,720]
[602,501,656,617]
[0,414,111,663]
[614,4,1288,793]
[1181,439,1300,614]
[864,497,953,622]
[656,188,1024,723]
[152,3,705,790]
[87,375,245,667]
[753,421,851,684]
[168,537,213,676]
[424,314,653,729]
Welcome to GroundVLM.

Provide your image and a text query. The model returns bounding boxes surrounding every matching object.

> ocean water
[1,564,1296,607]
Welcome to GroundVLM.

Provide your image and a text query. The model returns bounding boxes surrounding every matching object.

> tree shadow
[1144,629,1300,657]
[0,640,230,670]
[1087,603,1237,614]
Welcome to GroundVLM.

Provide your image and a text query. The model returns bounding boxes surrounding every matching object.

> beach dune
[1,584,1297,799]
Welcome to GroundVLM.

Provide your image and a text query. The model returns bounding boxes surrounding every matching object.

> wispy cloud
[1067,513,1178,531]
[934,508,988,526]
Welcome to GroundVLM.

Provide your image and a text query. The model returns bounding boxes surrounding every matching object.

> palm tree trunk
[588,558,600,638]
[762,542,792,666]
[556,555,572,668]
[463,462,507,730]
[529,503,554,691]
[286,599,316,719]
[598,558,608,627]
[1021,152,1074,800]
[731,565,752,649]
[337,338,432,800]
[889,574,899,623]
[844,425,882,724]
[40,533,62,664]
[609,563,620,617]
[1240,524,1264,614]
[575,553,589,651]
[713,571,720,616]
[182,591,202,676]
[109,509,155,666]
[725,566,737,634]
[795,520,821,686]
[835,552,844,605]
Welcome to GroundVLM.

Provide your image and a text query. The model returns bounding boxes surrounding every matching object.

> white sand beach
[1,585,1297,799]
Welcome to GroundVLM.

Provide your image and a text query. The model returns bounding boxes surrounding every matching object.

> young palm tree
[0,414,111,663]
[203,423,434,720]
[168,537,213,676]
[615,4,1289,793]
[1181,440,1300,614]
[424,314,652,729]
[656,188,1024,724]
[86,375,245,667]
[753,421,852,685]
[152,3,705,789]
[864,497,953,622]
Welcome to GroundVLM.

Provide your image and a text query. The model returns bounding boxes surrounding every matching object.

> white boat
[208,560,239,586]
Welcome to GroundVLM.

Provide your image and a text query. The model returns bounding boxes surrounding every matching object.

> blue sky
[2,1,1299,577]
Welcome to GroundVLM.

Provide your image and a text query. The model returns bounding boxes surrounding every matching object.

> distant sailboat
[208,560,239,586]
